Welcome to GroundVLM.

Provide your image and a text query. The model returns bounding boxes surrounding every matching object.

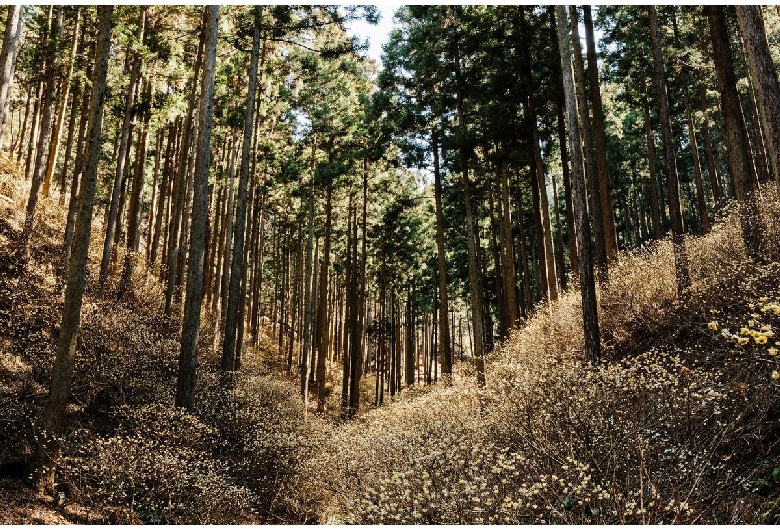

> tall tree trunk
[43,9,81,198]
[21,8,61,254]
[32,6,112,494]
[58,63,83,206]
[557,100,579,280]
[700,84,723,207]
[24,78,43,180]
[62,77,92,271]
[0,5,23,148]
[555,5,601,363]
[706,5,762,258]
[99,7,146,295]
[117,78,152,299]
[682,81,710,234]
[165,34,204,316]
[569,5,607,277]
[643,94,663,239]
[649,5,690,295]
[222,8,262,374]
[316,179,333,412]
[736,5,780,192]
[451,10,486,387]
[175,5,218,410]
[348,157,368,413]
[583,5,618,264]
[431,126,453,382]
[301,139,316,401]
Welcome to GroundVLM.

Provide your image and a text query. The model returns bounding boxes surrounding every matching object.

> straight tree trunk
[557,101,579,280]
[555,5,601,363]
[99,7,145,295]
[736,5,780,191]
[701,84,724,207]
[222,8,262,374]
[706,5,762,258]
[584,5,618,264]
[569,5,607,277]
[451,12,486,386]
[0,5,23,148]
[316,180,333,412]
[301,140,316,400]
[348,157,368,412]
[21,8,61,253]
[649,5,690,295]
[62,76,92,272]
[175,5,218,410]
[32,6,112,494]
[643,94,663,239]
[431,126,453,382]
[43,9,81,198]
[24,78,43,181]
[117,78,152,299]
[58,65,82,206]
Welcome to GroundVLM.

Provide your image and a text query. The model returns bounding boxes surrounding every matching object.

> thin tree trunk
[643,94,663,239]
[165,34,203,316]
[0,5,23,148]
[175,5,218,410]
[99,7,145,295]
[222,8,262,375]
[584,5,618,264]
[700,84,723,207]
[649,5,690,295]
[21,8,61,253]
[431,126,453,382]
[451,12,485,386]
[32,6,112,494]
[555,5,601,363]
[569,5,607,278]
[316,180,333,412]
[43,9,81,198]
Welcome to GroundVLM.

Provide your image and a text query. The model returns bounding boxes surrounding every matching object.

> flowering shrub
[60,404,255,524]
[304,188,780,524]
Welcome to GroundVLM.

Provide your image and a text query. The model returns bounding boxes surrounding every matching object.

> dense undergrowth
[0,158,779,523]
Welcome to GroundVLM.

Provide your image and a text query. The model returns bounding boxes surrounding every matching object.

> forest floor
[1,156,780,523]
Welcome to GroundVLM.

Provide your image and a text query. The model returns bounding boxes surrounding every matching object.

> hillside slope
[1,156,780,524]
[302,198,780,524]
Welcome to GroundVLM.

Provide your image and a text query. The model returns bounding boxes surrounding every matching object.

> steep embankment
[0,159,329,524]
[304,198,780,524]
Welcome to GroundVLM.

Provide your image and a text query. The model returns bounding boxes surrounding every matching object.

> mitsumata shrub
[304,189,780,524]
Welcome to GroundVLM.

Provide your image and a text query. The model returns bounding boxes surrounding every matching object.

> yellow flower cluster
[711,296,780,382]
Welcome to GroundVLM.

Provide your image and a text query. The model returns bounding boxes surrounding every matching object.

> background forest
[0,4,779,524]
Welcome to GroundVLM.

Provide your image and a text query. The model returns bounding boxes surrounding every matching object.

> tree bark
[431,125,453,382]
[706,5,762,258]
[21,8,61,253]
[649,5,690,295]
[43,9,81,198]
[99,7,145,295]
[569,5,607,278]
[555,5,601,363]
[451,9,486,386]
[175,5,219,410]
[222,7,262,375]
[583,5,618,264]
[32,6,113,495]
[0,5,23,148]
[736,5,780,192]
